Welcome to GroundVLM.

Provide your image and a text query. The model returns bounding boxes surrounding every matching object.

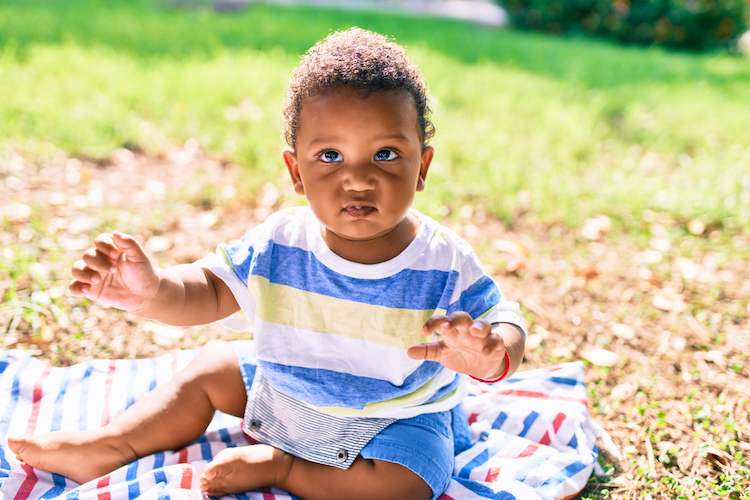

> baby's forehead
[299,87,418,115]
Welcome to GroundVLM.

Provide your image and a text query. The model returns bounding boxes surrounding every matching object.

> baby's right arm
[69,230,239,326]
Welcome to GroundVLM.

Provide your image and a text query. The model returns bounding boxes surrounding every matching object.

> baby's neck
[322,213,421,264]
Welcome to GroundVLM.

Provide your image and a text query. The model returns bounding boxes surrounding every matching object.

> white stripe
[253,318,422,384]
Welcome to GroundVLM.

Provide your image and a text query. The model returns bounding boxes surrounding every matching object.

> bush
[496,0,750,51]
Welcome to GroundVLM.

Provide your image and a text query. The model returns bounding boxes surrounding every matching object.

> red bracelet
[469,351,511,383]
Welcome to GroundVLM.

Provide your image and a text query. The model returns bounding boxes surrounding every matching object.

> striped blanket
[0,345,610,500]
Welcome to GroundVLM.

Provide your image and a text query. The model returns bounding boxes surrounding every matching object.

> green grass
[1,0,750,230]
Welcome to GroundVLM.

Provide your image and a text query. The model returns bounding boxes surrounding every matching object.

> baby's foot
[200,444,291,497]
[7,430,136,484]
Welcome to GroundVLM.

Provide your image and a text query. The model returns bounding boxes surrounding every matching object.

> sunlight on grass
[1,0,749,231]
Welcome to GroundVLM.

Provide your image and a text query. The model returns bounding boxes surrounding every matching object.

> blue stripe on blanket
[51,368,70,432]
[452,477,521,499]
[78,363,94,432]
[127,462,140,499]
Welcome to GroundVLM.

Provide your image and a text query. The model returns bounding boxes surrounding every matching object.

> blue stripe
[260,359,444,409]
[0,356,33,436]
[492,411,508,429]
[156,482,170,500]
[447,275,502,319]
[152,452,166,485]
[149,359,158,392]
[548,376,585,387]
[0,360,8,374]
[39,473,68,499]
[458,432,515,478]
[0,445,9,478]
[225,241,459,311]
[452,477,521,499]
[511,450,559,486]
[66,488,79,500]
[125,362,137,409]
[567,434,578,449]
[539,458,591,491]
[127,461,140,499]
[50,368,70,432]
[0,356,33,474]
[78,363,94,431]
[518,411,539,438]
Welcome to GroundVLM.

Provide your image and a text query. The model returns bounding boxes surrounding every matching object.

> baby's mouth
[343,204,375,218]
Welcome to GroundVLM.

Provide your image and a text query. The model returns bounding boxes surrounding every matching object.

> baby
[9,28,526,500]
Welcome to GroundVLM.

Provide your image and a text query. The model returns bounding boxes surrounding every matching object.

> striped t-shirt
[198,206,525,420]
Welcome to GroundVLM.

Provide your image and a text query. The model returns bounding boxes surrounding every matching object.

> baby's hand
[407,312,507,381]
[69,230,160,312]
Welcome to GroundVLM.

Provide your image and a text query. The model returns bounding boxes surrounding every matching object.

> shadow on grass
[2,0,749,90]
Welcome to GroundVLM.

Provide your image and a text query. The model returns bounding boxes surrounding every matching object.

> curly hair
[283,28,435,148]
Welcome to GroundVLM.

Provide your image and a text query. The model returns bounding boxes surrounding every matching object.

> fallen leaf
[504,258,526,275]
[611,323,636,340]
[525,333,543,352]
[493,239,527,259]
[145,236,171,253]
[581,348,620,367]
[574,265,600,280]
[611,382,637,400]
[688,219,705,235]
[143,321,185,347]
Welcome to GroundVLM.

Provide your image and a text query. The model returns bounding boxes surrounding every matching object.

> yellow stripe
[248,275,446,350]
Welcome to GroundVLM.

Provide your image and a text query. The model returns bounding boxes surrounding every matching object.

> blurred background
[1,0,749,497]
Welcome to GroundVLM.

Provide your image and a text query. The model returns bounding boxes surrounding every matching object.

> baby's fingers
[422,315,448,335]
[81,247,116,274]
[70,259,103,286]
[407,341,444,362]
[94,233,120,260]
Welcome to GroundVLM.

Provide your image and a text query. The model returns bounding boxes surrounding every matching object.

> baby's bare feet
[7,430,136,484]
[200,444,291,497]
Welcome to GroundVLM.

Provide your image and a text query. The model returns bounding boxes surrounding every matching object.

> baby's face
[283,88,433,261]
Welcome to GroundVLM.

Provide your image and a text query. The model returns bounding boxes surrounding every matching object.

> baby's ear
[282,148,305,195]
[416,145,434,192]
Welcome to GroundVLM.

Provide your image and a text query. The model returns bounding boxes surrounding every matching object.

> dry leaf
[688,219,705,235]
[581,348,620,367]
[143,321,185,348]
[493,239,527,259]
[525,333,543,352]
[504,258,526,275]
[574,265,600,280]
[611,382,637,400]
[611,323,636,340]
[145,236,171,253]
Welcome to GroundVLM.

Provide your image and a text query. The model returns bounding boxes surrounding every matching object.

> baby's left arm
[407,312,525,381]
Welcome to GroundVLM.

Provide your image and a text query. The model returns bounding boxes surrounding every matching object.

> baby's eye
[320,150,343,163]
[374,149,397,161]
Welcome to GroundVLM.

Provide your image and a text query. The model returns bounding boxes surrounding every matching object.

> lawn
[0,0,749,498]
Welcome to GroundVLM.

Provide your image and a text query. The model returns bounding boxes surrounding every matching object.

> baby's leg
[8,340,247,484]
[202,450,432,500]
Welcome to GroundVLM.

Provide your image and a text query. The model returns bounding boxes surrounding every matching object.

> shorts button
[249,419,261,431]
[335,448,348,463]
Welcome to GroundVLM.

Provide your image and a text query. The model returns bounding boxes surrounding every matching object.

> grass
[1,0,750,231]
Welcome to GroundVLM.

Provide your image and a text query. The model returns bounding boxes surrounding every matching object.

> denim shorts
[231,340,469,500]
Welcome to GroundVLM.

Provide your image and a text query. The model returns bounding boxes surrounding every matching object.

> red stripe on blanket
[438,494,456,500]
[178,448,189,464]
[260,487,275,500]
[25,366,51,435]
[498,390,587,406]
[539,431,551,445]
[180,464,193,489]
[485,466,501,482]
[97,476,111,500]
[517,443,539,458]
[468,412,479,425]
[100,360,116,427]
[553,412,567,432]
[13,463,38,500]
